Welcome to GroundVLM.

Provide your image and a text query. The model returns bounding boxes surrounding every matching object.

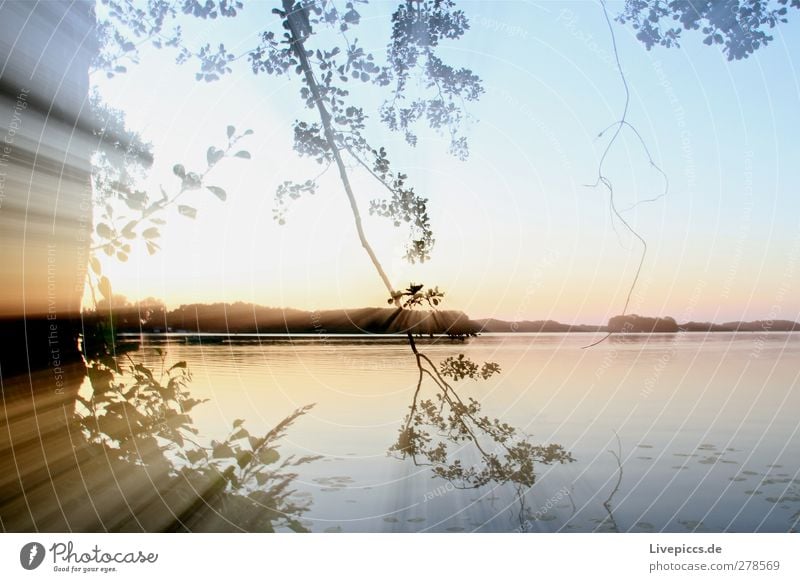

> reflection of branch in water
[391,349,574,493]
[567,484,578,518]
[515,483,530,530]
[600,431,624,533]
[73,358,319,532]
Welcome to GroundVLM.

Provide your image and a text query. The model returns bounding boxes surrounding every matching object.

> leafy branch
[91,125,253,261]
[618,0,800,60]
[388,283,444,309]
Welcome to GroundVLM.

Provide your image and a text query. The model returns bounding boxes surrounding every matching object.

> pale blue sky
[94,1,800,324]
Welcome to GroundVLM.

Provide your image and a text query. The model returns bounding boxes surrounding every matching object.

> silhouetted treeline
[608,314,679,333]
[86,301,479,336]
[608,315,800,333]
[475,319,605,333]
[84,301,800,337]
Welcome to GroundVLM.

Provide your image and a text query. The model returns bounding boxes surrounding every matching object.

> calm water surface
[2,332,798,532]
[120,332,800,532]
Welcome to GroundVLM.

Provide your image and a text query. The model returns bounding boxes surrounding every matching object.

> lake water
[2,332,799,532]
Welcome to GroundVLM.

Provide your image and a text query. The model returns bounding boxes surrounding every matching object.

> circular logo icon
[19,542,45,570]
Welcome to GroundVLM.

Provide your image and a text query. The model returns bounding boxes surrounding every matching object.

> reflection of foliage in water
[83,70,316,531]
[77,353,318,532]
[391,351,574,490]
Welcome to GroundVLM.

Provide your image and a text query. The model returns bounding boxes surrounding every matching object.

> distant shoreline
[117,329,800,340]
[81,302,800,337]
[475,315,800,334]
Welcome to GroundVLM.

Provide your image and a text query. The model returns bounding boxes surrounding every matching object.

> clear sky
[93,0,800,325]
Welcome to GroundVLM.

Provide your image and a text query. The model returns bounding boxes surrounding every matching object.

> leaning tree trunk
[0,1,96,378]
[281,0,401,302]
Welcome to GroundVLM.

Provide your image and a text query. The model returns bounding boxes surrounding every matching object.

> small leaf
[231,428,249,441]
[233,418,245,428]
[243,129,254,136]
[96,222,114,239]
[178,205,197,219]
[226,125,235,138]
[344,8,359,24]
[173,164,186,178]
[258,447,280,465]
[186,449,206,464]
[233,150,251,159]
[98,276,112,300]
[206,185,227,201]
[207,146,225,166]
[223,467,239,488]
[182,172,201,190]
[237,450,254,469]
[116,252,128,262]
[142,227,160,239]
[121,220,137,239]
[212,441,236,459]
[89,256,102,276]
